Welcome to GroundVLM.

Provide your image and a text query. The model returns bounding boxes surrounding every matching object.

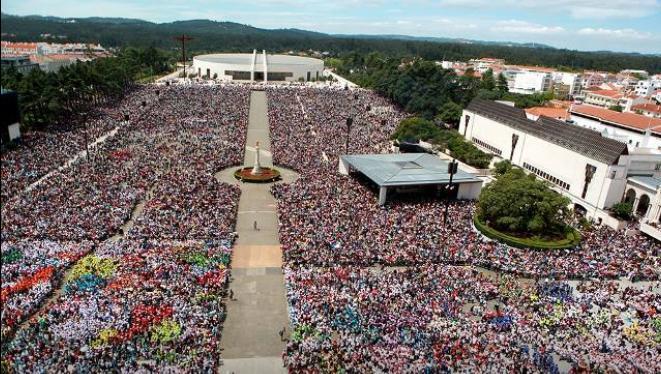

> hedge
[473,216,581,250]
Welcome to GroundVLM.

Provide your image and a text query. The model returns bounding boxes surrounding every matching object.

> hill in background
[1,13,659,73]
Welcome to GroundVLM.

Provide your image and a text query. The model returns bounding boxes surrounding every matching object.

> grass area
[473,215,581,250]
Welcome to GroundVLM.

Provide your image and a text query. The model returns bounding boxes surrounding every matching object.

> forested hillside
[2,13,660,74]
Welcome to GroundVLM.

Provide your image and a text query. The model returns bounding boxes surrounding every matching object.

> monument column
[251,141,262,175]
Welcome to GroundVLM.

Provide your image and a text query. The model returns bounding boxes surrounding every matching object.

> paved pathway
[216,90,297,373]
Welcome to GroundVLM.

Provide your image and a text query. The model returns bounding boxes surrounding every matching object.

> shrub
[493,160,512,176]
[610,202,633,220]
[474,215,580,250]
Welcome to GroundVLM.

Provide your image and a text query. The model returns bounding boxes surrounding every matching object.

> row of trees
[392,117,492,168]
[1,47,174,128]
[335,53,552,125]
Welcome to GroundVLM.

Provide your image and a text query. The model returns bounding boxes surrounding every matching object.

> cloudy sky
[2,0,660,53]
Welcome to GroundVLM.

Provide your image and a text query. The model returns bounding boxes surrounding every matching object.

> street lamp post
[345,117,353,154]
[444,159,459,226]
[83,112,90,162]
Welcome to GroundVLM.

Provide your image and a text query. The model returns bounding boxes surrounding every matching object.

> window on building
[225,70,252,80]
[267,72,293,81]
[471,137,502,156]
[522,162,570,190]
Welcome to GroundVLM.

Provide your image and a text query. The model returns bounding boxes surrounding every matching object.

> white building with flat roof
[551,72,582,96]
[509,71,551,95]
[192,50,324,82]
[338,153,483,205]
[634,80,657,97]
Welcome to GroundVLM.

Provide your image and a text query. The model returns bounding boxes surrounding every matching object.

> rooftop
[628,176,661,191]
[586,89,623,99]
[525,107,569,120]
[340,153,481,187]
[193,53,323,66]
[632,103,661,115]
[466,98,628,164]
[570,104,661,135]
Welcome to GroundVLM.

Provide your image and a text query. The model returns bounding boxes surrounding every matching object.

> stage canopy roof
[339,153,481,187]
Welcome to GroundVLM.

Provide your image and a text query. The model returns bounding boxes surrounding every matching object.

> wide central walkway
[216,90,297,373]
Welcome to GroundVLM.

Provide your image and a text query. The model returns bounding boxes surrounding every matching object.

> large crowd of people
[1,85,248,242]
[267,86,402,172]
[128,170,240,240]
[283,266,660,372]
[272,175,658,280]
[1,84,249,371]
[267,86,660,372]
[1,241,95,339]
[4,240,232,372]
[1,81,659,372]
[0,88,156,205]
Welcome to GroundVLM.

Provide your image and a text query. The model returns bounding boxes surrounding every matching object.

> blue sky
[2,0,660,53]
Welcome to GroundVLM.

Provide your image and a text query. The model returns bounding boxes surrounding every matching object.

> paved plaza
[218,91,297,373]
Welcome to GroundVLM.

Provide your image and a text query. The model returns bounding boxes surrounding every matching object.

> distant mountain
[0,13,329,48]
[335,33,556,49]
[1,13,659,73]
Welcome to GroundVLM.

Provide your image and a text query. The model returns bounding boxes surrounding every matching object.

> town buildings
[632,103,661,118]
[1,41,109,73]
[582,89,646,112]
[569,105,661,150]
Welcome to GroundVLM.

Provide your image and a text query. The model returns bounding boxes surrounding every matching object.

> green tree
[1,47,172,128]
[480,69,496,90]
[391,117,441,142]
[435,101,463,126]
[477,168,571,235]
[496,73,509,93]
[609,105,623,112]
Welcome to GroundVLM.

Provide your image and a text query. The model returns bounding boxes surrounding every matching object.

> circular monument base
[234,167,281,183]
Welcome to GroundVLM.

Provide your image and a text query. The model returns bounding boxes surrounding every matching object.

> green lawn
[473,215,581,250]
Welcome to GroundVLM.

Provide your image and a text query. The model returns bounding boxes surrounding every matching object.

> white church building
[460,98,661,230]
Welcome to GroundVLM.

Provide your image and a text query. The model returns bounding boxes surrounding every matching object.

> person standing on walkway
[253,220,258,231]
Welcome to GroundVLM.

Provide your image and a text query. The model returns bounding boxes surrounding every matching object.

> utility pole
[345,117,353,154]
[174,34,193,77]
[444,159,458,226]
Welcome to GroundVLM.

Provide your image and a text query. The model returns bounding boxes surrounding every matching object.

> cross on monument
[174,34,193,77]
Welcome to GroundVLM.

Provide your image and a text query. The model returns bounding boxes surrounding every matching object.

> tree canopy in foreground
[477,168,571,236]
